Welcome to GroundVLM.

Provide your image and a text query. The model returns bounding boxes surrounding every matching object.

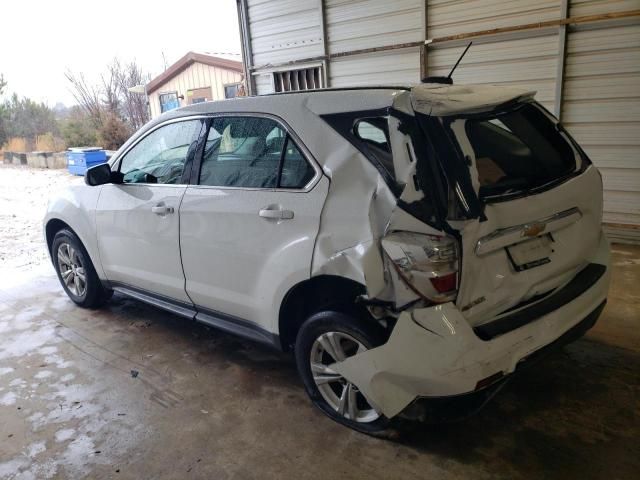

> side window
[322,112,396,185]
[199,116,315,189]
[200,117,281,188]
[120,120,201,184]
[353,117,394,179]
[355,118,390,152]
[279,138,315,188]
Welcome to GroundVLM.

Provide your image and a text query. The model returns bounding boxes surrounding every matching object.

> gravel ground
[0,165,81,270]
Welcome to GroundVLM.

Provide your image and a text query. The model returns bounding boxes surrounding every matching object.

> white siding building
[236,0,640,242]
[146,52,244,119]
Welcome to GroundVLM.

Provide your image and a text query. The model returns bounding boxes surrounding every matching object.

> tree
[60,106,98,147]
[98,113,130,150]
[64,71,103,128]
[0,74,8,147]
[65,58,150,150]
[112,60,150,130]
[3,93,58,142]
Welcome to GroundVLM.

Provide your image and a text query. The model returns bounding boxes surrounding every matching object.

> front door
[179,115,327,333]
[96,119,204,302]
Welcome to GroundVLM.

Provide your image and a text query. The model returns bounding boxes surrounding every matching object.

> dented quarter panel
[310,125,397,286]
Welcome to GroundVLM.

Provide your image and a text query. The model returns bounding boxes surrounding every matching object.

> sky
[0,0,242,106]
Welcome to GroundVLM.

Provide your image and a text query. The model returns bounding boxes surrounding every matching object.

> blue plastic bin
[67,148,107,175]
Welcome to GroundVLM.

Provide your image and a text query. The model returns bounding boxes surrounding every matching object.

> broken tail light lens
[381,232,459,303]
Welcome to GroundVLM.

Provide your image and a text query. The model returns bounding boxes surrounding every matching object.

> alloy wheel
[57,243,87,297]
[310,331,380,423]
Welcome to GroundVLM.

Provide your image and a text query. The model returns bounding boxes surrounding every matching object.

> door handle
[151,205,174,215]
[259,208,294,220]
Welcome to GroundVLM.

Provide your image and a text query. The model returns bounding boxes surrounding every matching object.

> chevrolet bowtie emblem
[522,222,546,237]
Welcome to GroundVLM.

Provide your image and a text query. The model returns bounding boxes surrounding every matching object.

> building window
[159,92,180,113]
[187,87,212,105]
[273,66,323,93]
[224,83,242,99]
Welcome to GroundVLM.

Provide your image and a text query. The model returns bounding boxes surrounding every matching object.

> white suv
[45,84,610,434]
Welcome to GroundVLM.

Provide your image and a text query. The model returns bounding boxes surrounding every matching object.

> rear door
[179,114,328,335]
[442,103,604,325]
[96,118,204,303]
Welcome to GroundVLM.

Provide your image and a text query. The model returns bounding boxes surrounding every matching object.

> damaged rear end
[319,84,611,422]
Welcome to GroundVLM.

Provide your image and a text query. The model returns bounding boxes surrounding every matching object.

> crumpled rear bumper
[331,235,610,419]
[398,300,605,423]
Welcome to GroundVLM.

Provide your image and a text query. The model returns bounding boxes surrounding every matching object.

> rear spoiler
[411,84,536,117]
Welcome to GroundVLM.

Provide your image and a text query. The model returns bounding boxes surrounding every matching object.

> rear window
[463,104,577,199]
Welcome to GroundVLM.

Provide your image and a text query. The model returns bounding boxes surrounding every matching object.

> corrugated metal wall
[247,0,323,94]
[248,0,323,65]
[330,49,421,87]
[241,0,640,241]
[427,0,561,37]
[570,0,639,16]
[562,22,640,239]
[327,0,422,87]
[148,63,243,118]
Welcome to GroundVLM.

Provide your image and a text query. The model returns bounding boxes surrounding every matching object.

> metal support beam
[555,0,569,119]
[317,0,330,87]
[421,0,428,80]
[236,0,256,96]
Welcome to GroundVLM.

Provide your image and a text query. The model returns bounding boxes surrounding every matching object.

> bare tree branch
[64,70,103,128]
[65,57,150,135]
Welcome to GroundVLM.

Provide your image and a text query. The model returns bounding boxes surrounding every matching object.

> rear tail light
[381,232,459,303]
[429,272,458,294]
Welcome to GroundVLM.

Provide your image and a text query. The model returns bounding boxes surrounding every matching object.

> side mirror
[85,163,115,186]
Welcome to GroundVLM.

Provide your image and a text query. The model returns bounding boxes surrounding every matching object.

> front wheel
[295,310,392,435]
[51,229,111,308]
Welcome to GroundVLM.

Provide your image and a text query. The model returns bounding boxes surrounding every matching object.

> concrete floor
[0,246,638,480]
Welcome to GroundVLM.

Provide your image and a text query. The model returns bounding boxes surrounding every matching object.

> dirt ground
[0,165,81,270]
[0,166,639,479]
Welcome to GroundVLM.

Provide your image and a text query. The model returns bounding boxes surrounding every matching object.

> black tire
[295,310,394,436]
[51,229,111,308]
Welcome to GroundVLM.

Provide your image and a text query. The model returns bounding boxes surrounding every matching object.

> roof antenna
[421,41,472,85]
[447,41,473,80]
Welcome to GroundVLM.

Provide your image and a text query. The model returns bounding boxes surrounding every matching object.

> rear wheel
[295,310,392,434]
[52,229,111,308]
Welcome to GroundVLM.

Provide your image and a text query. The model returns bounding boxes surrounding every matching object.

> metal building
[236,0,640,242]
